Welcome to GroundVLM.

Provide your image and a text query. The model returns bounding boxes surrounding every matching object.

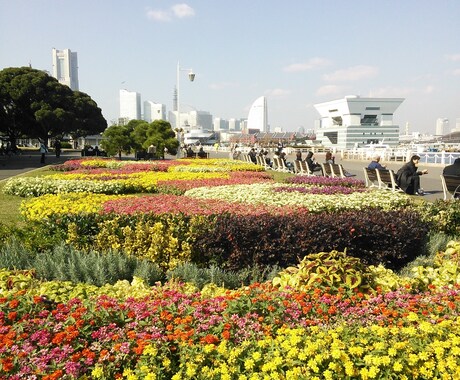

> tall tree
[0,67,106,148]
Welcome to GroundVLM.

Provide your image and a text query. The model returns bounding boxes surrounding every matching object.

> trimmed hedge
[191,209,431,271]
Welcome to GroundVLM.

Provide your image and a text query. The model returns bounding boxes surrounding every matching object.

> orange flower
[222,330,231,340]
[1,357,13,372]
[8,299,19,309]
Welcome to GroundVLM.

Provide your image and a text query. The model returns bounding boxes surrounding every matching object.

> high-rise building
[228,118,241,131]
[213,118,229,131]
[119,89,141,121]
[144,101,166,123]
[247,96,268,132]
[436,118,449,136]
[52,48,79,90]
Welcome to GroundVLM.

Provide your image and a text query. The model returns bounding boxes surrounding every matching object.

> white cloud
[146,10,171,21]
[445,54,460,62]
[265,88,291,97]
[453,68,460,76]
[315,85,345,96]
[172,3,195,18]
[283,57,331,72]
[323,65,378,82]
[146,3,195,22]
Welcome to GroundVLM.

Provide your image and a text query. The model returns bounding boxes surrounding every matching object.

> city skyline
[1,1,459,134]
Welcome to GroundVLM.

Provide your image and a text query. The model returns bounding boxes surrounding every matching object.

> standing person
[39,141,48,164]
[368,154,386,170]
[53,140,62,158]
[443,158,460,176]
[396,155,428,195]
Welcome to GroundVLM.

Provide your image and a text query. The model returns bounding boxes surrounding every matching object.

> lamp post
[176,61,195,133]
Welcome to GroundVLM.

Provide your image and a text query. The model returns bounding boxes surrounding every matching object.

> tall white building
[314,95,404,149]
[119,89,141,121]
[52,48,79,90]
[436,118,449,136]
[144,101,166,123]
[247,96,268,132]
[228,118,241,131]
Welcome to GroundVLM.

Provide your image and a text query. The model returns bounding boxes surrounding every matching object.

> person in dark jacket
[443,158,460,176]
[396,155,428,195]
[306,151,321,172]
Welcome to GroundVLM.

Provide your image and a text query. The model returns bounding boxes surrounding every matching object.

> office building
[436,118,449,136]
[314,95,404,149]
[52,48,79,90]
[144,101,166,123]
[119,89,141,121]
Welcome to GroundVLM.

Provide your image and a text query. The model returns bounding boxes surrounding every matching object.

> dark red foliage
[191,210,430,271]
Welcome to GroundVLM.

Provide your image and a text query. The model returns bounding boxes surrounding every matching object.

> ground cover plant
[1,157,460,379]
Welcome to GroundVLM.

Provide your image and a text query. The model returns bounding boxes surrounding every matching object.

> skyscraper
[119,89,141,121]
[52,48,79,90]
[247,96,268,132]
[144,101,166,123]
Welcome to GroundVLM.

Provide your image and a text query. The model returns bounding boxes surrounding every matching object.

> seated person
[197,147,207,158]
[305,151,322,172]
[396,155,428,195]
[248,148,257,163]
[368,154,386,170]
[186,146,195,157]
[279,152,294,171]
[325,151,335,164]
[295,150,302,161]
[443,158,460,176]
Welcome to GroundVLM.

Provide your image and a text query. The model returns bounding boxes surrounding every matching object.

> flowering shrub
[20,193,125,221]
[3,263,460,379]
[184,183,411,212]
[286,175,366,188]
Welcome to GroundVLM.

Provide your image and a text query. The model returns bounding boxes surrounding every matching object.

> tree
[0,67,106,148]
[100,124,132,158]
[132,120,179,158]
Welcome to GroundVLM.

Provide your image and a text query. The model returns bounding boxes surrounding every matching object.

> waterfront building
[144,101,166,122]
[436,118,449,136]
[247,96,268,133]
[119,89,141,121]
[52,48,79,90]
[314,95,404,149]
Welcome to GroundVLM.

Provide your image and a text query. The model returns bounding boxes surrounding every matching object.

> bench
[376,169,404,192]
[363,167,379,188]
[441,174,460,200]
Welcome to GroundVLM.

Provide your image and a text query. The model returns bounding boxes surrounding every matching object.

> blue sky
[1,0,459,134]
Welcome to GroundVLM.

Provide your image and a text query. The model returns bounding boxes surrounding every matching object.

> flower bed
[2,157,457,378]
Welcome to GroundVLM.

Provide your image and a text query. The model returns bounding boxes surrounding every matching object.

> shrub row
[6,207,430,272]
[192,209,431,271]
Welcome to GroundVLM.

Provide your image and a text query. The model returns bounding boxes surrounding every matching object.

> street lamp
[176,61,195,132]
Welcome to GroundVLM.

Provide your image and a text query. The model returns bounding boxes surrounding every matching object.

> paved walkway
[0,149,448,202]
[0,151,81,182]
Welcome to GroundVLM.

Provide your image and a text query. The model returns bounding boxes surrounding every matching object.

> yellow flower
[393,361,403,372]
[91,366,104,378]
